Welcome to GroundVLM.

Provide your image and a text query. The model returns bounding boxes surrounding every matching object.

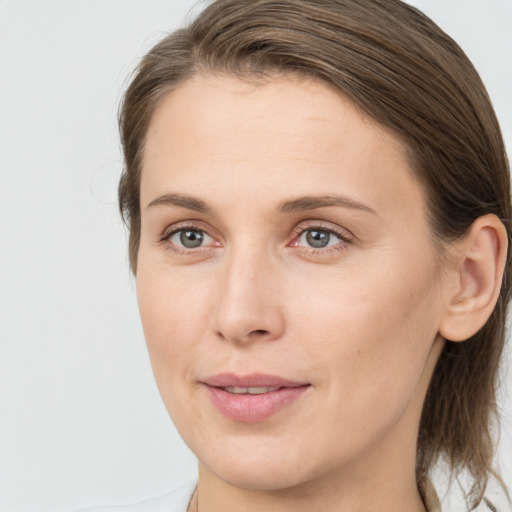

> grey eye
[297,228,344,250]
[305,229,331,248]
[167,227,216,252]
[179,229,205,248]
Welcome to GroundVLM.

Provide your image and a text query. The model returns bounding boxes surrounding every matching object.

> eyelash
[159,222,218,255]
[290,223,353,254]
[159,222,354,255]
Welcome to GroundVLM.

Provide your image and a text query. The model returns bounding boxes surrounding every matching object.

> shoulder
[76,481,196,512]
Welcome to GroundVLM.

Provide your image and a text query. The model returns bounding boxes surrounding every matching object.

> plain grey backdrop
[0,1,511,511]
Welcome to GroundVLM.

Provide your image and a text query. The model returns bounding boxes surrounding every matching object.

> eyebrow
[276,195,377,215]
[146,193,212,213]
[145,193,377,216]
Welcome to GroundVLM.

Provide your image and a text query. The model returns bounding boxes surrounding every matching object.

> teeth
[224,386,280,394]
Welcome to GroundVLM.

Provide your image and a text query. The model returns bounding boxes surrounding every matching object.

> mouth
[202,373,311,422]
[222,386,282,394]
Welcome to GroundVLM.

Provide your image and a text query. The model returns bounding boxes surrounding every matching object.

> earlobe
[439,214,508,342]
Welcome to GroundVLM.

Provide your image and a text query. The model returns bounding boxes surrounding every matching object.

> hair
[118,0,511,508]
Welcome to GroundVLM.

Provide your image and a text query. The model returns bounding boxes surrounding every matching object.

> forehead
[141,73,427,226]
[145,73,401,162]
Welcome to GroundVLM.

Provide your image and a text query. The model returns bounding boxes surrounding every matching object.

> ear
[439,214,508,342]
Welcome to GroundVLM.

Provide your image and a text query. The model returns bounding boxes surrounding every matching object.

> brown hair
[118,0,511,508]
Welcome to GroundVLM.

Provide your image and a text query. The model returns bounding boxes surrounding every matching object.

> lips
[223,386,281,394]
[202,373,310,422]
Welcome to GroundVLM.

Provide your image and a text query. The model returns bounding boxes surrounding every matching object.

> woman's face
[137,74,448,492]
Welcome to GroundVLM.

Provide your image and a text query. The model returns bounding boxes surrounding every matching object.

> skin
[136,74,453,512]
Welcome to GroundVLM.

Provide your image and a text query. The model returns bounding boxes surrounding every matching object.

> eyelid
[159,220,222,251]
[160,220,215,240]
[286,221,355,259]
[291,221,354,243]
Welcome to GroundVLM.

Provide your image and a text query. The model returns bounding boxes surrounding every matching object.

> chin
[209,460,314,491]
[194,432,334,492]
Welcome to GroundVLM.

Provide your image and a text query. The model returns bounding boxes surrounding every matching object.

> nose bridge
[212,241,284,343]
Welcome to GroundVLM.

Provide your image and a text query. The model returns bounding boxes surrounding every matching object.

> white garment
[77,481,196,512]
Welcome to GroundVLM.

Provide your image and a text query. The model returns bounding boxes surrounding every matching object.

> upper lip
[203,373,310,388]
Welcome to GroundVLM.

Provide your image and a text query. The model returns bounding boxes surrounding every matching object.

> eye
[290,224,353,253]
[165,228,216,250]
[299,229,339,249]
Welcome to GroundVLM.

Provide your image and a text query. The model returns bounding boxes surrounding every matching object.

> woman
[86,0,511,510]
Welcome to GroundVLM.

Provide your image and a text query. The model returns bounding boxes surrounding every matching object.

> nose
[211,247,285,344]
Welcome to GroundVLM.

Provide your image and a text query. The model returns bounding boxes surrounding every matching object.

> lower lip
[204,385,310,422]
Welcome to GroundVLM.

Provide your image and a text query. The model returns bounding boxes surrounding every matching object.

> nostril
[251,329,269,336]
[216,328,272,343]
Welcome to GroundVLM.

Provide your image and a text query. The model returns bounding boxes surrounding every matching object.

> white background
[0,1,511,511]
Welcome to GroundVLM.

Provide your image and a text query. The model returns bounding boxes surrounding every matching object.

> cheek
[136,267,220,438]
[290,257,442,409]
[136,267,213,384]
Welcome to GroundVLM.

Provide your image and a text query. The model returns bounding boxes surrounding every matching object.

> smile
[223,386,281,394]
[202,373,311,423]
